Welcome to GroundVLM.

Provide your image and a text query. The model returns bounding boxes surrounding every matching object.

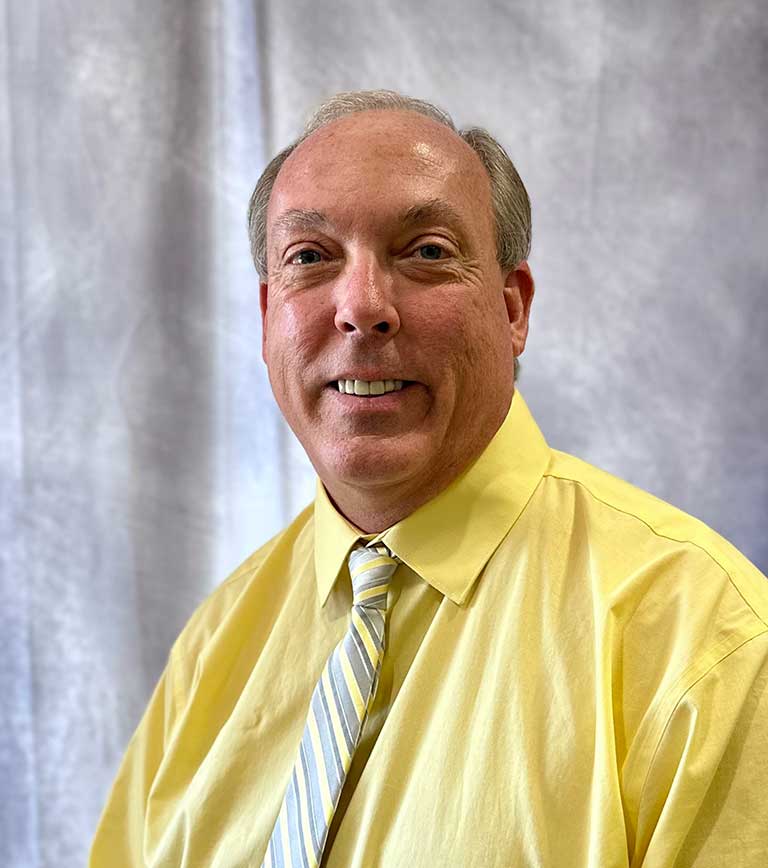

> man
[91,91,768,867]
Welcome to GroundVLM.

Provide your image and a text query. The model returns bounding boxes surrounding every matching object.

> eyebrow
[271,209,330,236]
[270,198,469,238]
[396,199,468,234]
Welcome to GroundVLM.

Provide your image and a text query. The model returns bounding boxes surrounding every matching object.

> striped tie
[262,543,399,868]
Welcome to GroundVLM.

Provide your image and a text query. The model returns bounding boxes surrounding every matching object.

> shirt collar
[314,389,551,607]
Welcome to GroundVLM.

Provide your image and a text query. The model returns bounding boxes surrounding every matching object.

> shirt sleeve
[632,630,768,867]
[89,654,180,868]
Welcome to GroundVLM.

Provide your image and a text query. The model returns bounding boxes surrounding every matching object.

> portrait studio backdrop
[2,1,767,865]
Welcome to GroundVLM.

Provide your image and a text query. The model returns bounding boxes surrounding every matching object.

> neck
[323,479,445,534]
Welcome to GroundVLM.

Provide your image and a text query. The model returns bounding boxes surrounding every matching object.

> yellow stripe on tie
[307,706,334,823]
[352,609,377,664]
[339,644,366,720]
[320,667,351,767]
[264,840,273,868]
[355,584,388,604]
[350,556,393,578]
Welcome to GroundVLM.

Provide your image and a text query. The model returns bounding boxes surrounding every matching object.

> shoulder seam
[542,469,768,628]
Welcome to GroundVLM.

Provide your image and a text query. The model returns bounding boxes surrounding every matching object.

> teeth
[337,379,406,395]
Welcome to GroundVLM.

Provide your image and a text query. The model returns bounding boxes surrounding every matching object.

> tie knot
[348,543,399,609]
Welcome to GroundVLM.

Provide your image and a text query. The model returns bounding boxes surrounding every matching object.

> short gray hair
[246,90,532,279]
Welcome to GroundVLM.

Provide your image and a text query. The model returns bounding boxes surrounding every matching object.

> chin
[315,435,432,491]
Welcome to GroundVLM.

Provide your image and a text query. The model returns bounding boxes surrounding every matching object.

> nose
[333,256,401,338]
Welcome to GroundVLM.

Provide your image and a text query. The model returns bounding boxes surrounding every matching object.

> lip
[329,374,414,384]
[325,377,419,395]
[325,381,419,408]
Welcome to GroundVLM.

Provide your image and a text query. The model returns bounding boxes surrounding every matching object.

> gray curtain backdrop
[2,1,766,865]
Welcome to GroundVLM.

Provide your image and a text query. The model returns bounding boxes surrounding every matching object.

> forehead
[267,110,494,236]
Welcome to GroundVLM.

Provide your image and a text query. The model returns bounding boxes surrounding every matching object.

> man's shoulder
[171,501,316,662]
[541,448,768,621]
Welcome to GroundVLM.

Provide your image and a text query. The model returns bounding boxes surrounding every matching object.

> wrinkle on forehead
[270,198,474,244]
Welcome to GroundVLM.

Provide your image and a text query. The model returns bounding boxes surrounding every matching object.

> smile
[336,379,405,396]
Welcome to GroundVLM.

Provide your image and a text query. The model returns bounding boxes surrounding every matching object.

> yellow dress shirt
[90,390,768,867]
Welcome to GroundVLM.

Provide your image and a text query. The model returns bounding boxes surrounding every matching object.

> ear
[259,281,269,363]
[502,260,535,357]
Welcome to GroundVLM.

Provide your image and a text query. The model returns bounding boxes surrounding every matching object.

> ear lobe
[259,282,269,362]
[502,261,535,357]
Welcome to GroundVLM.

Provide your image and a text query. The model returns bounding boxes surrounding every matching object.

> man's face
[261,110,533,519]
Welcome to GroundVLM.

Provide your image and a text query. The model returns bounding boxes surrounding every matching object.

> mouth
[329,378,416,397]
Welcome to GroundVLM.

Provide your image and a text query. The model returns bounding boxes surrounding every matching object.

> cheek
[266,297,332,368]
[413,293,497,366]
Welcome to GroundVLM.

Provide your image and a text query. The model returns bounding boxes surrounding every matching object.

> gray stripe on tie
[346,624,374,686]
[354,567,393,592]
[349,621,375,680]
[361,607,385,650]
[356,606,384,653]
[328,654,357,753]
[288,771,310,868]
[314,687,344,787]
[299,738,322,858]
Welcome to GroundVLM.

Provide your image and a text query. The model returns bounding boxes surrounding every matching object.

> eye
[415,244,446,261]
[289,249,323,265]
